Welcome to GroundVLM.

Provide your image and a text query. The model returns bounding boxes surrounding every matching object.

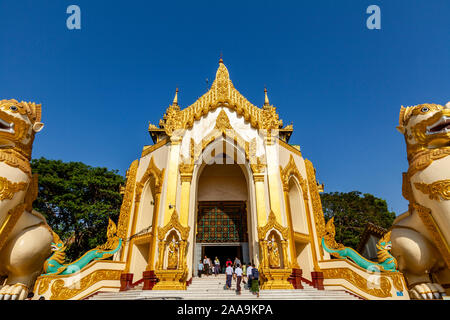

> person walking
[246,263,253,289]
[233,256,241,268]
[225,263,233,290]
[226,258,232,268]
[214,256,220,276]
[235,264,243,295]
[198,260,204,278]
[251,264,260,297]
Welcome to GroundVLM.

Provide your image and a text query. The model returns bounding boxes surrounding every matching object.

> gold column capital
[180,174,193,183]
[170,136,182,145]
[253,174,265,183]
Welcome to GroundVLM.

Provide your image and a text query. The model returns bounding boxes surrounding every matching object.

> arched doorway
[193,163,250,274]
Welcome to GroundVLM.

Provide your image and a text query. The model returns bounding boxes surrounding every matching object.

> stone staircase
[87,274,360,300]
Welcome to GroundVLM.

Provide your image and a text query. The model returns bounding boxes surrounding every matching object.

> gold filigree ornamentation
[116,160,139,239]
[414,179,450,201]
[280,155,307,192]
[185,114,266,173]
[412,203,450,268]
[214,109,232,132]
[322,268,392,298]
[36,276,52,295]
[0,203,30,251]
[258,210,289,241]
[323,217,346,252]
[135,156,165,200]
[407,147,450,178]
[49,269,122,300]
[158,61,283,137]
[157,210,190,242]
[0,176,27,201]
[305,159,327,244]
[389,272,404,292]
[0,150,32,178]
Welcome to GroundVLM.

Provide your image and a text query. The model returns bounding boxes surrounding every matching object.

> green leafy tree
[31,157,125,262]
[320,191,396,249]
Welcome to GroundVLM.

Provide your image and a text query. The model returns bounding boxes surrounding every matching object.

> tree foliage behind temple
[31,158,125,262]
[320,191,396,249]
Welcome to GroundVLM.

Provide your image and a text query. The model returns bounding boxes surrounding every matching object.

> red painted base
[288,268,304,289]
[142,271,158,290]
[120,273,134,291]
[311,271,324,290]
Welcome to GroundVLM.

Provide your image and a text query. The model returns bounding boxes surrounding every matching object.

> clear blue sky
[1,1,449,215]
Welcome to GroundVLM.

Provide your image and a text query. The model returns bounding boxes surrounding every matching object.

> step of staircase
[87,274,360,300]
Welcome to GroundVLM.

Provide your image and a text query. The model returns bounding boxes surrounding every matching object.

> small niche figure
[167,238,179,270]
[268,236,280,268]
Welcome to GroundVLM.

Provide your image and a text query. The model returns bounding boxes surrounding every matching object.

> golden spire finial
[219,52,223,64]
[172,88,179,106]
[264,87,270,106]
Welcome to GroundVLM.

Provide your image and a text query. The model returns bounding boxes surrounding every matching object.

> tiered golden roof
[148,59,294,143]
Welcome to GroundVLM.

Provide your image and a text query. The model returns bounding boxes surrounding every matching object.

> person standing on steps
[225,263,233,290]
[214,256,220,276]
[203,256,210,277]
[246,263,253,289]
[251,263,260,297]
[198,259,204,278]
[235,264,243,295]
[225,257,232,274]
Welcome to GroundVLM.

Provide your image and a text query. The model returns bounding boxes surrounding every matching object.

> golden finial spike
[264,87,270,106]
[172,88,179,106]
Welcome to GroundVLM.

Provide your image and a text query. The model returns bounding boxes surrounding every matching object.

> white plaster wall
[288,179,308,234]
[197,164,247,201]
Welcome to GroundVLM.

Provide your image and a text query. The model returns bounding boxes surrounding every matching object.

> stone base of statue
[152,269,187,290]
[260,268,294,290]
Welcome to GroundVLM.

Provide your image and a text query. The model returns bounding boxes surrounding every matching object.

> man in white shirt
[235,264,243,294]
[225,264,233,289]
[246,264,253,289]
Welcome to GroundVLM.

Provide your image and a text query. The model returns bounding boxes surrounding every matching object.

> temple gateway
[33,60,408,300]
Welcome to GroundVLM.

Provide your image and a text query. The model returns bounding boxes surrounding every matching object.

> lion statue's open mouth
[427,115,450,135]
[0,119,14,135]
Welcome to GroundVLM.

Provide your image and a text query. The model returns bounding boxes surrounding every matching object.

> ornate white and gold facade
[33,60,410,300]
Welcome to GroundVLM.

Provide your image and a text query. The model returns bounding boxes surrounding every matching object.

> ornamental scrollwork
[322,268,392,298]
[414,179,450,201]
[116,160,139,239]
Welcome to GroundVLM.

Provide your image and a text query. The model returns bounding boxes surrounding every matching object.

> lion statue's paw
[409,282,445,300]
[0,283,28,300]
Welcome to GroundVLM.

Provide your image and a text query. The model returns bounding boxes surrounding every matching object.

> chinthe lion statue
[0,99,53,300]
[391,102,450,299]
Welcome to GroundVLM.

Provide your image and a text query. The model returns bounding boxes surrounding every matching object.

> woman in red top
[226,258,232,267]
